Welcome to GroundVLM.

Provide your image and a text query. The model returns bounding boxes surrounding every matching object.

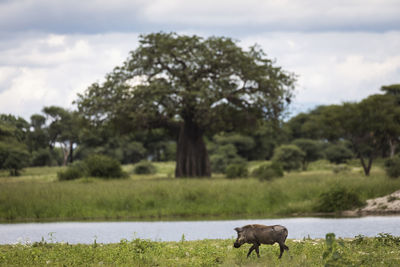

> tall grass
[1,161,400,221]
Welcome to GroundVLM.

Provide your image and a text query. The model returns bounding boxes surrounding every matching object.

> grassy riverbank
[1,161,400,221]
[1,234,400,266]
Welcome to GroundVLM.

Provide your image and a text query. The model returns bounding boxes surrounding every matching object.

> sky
[0,0,400,120]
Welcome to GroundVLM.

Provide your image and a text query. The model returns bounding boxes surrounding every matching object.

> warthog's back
[244,224,288,244]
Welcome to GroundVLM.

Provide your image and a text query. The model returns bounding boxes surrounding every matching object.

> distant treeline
[0,84,399,177]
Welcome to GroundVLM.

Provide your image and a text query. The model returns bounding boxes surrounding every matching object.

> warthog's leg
[278,243,289,259]
[247,244,261,258]
[247,244,256,257]
[255,245,260,258]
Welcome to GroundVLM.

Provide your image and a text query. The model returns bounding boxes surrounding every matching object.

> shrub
[133,161,157,175]
[324,145,353,164]
[332,164,350,174]
[272,144,305,171]
[252,162,284,181]
[57,161,87,181]
[209,144,246,174]
[384,156,400,178]
[84,154,126,179]
[225,163,248,179]
[315,186,364,212]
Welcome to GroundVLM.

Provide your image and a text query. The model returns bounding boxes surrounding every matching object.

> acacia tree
[77,33,295,177]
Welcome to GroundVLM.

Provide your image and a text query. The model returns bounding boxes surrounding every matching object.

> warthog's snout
[233,242,241,248]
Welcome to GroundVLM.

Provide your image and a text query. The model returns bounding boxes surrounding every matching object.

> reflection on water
[1,216,399,244]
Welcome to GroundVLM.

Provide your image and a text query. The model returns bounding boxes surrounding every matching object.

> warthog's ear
[234,227,243,233]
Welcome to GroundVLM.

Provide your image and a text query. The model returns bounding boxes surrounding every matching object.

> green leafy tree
[272,144,305,171]
[0,115,30,175]
[43,106,81,165]
[292,139,323,170]
[324,143,353,164]
[76,33,295,177]
[380,84,400,157]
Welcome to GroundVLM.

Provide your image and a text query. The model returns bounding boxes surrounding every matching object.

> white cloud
[0,33,139,119]
[240,31,400,113]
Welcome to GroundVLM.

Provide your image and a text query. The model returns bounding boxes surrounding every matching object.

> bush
[133,161,157,175]
[31,148,53,166]
[225,163,248,179]
[252,162,284,181]
[84,154,127,179]
[272,144,305,171]
[209,144,246,174]
[324,144,353,164]
[315,186,364,212]
[332,164,350,174]
[384,156,400,178]
[57,161,87,181]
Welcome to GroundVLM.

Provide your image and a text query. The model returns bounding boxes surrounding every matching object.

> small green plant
[315,185,364,212]
[133,161,157,175]
[225,163,248,178]
[84,154,127,179]
[252,162,284,181]
[384,156,400,178]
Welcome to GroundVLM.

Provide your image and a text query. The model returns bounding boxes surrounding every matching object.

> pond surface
[1,216,399,244]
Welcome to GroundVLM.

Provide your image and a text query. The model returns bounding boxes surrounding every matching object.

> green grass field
[1,234,399,266]
[1,160,400,222]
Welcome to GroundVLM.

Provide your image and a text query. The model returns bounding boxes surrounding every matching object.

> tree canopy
[76,33,295,177]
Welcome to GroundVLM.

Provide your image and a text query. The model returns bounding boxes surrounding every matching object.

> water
[1,216,399,244]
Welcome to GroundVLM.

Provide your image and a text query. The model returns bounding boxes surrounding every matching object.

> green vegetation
[251,162,284,181]
[384,155,400,178]
[314,185,364,212]
[1,234,400,266]
[225,163,248,179]
[1,161,400,222]
[133,161,157,175]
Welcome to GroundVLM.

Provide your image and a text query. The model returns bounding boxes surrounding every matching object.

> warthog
[234,224,289,258]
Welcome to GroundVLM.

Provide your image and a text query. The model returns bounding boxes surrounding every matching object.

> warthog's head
[233,227,245,248]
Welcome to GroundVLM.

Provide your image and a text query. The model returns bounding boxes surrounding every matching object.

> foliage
[209,143,246,174]
[384,155,400,178]
[225,163,248,179]
[76,32,295,177]
[324,144,353,164]
[133,161,157,175]
[272,144,305,171]
[292,139,323,170]
[84,154,127,179]
[332,164,350,174]
[252,162,284,181]
[0,142,30,176]
[57,161,87,181]
[314,185,364,212]
[213,133,255,160]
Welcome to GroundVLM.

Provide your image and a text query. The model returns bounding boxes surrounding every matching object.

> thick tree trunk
[175,120,211,178]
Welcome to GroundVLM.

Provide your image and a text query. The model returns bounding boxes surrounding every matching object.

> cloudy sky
[1,0,399,120]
